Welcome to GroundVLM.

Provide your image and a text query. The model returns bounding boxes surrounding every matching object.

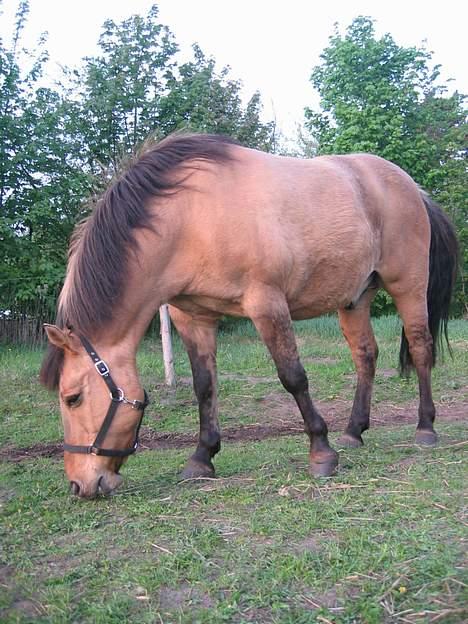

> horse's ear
[43,324,80,354]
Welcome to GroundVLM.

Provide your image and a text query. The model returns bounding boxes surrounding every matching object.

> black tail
[399,193,459,375]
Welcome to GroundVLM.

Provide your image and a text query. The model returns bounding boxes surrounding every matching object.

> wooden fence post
[159,304,176,387]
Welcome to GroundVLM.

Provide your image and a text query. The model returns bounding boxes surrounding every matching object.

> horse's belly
[289,295,349,320]
[170,294,246,318]
[288,266,373,319]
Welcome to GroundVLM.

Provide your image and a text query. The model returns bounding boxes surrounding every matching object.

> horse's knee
[355,340,378,374]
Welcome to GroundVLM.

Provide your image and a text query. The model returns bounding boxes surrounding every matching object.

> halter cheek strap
[63,336,149,457]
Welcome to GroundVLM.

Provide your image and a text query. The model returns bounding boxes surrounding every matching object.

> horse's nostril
[70,481,81,496]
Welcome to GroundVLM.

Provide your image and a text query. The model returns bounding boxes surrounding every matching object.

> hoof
[415,429,438,447]
[310,450,339,478]
[337,433,363,448]
[180,458,216,480]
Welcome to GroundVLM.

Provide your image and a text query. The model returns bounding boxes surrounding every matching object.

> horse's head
[42,325,148,498]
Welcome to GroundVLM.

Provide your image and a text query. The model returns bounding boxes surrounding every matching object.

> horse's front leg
[168,306,221,479]
[246,289,338,477]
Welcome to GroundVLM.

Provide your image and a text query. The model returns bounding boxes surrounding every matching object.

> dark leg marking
[389,293,438,446]
[337,298,378,448]
[251,304,338,477]
[168,307,221,479]
[410,324,437,446]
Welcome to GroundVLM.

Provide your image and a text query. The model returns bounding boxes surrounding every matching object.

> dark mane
[40,133,237,390]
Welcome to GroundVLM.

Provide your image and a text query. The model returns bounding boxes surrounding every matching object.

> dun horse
[40,133,458,498]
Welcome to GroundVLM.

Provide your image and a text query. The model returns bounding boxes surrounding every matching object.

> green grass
[0,315,467,623]
[1,427,467,623]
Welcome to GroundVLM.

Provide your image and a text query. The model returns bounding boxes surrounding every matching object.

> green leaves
[77,5,178,170]
[159,45,274,149]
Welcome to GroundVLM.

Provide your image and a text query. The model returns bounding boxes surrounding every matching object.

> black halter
[63,336,149,458]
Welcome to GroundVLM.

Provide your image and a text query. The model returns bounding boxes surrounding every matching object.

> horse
[40,133,458,499]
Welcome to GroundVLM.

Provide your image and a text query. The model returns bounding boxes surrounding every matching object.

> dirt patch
[296,536,325,553]
[251,392,351,430]
[0,565,45,620]
[0,423,305,462]
[234,605,275,623]
[0,486,15,505]
[0,400,466,463]
[300,587,341,611]
[221,373,278,385]
[158,583,213,610]
[0,564,14,586]
[35,531,172,581]
[2,599,44,620]
[387,455,421,472]
[377,368,399,378]
[0,441,64,462]
[180,373,280,385]
[303,355,339,365]
[292,530,339,555]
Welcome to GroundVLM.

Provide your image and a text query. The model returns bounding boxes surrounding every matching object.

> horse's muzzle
[69,471,123,499]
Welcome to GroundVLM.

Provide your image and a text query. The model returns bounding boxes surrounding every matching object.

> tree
[72,6,274,167]
[305,17,467,314]
[158,45,274,150]
[0,1,93,315]
[0,0,47,241]
[70,4,178,173]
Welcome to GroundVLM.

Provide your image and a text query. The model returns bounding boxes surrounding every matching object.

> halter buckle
[94,359,110,376]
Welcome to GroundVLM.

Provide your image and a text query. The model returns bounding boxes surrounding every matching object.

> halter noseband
[63,335,149,458]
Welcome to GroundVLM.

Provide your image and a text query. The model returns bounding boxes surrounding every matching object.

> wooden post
[159,304,176,387]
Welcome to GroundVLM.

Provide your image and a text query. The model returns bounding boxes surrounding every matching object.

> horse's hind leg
[246,290,338,477]
[337,290,378,447]
[169,306,221,478]
[387,291,437,445]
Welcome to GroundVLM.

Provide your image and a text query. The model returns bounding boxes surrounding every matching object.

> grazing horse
[40,133,458,498]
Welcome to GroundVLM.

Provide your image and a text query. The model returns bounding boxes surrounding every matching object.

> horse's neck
[98,212,186,351]
[94,306,159,354]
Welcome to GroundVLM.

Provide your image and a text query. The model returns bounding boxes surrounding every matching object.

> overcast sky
[1,0,466,136]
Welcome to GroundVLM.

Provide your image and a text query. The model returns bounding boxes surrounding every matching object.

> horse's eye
[65,393,82,408]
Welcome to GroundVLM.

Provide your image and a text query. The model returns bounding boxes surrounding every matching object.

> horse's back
[160,146,429,318]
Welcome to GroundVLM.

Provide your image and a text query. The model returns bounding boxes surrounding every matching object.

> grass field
[0,316,467,623]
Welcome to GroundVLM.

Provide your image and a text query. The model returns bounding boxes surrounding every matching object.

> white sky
[1,0,466,136]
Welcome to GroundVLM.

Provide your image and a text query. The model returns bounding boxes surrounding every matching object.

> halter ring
[110,387,125,402]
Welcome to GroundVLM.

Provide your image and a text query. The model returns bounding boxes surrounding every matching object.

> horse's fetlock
[199,429,221,453]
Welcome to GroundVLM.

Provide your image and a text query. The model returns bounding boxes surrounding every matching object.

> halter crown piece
[62,335,149,458]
